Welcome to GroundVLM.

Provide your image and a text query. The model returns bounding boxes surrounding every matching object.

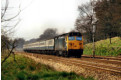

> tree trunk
[109,33,112,44]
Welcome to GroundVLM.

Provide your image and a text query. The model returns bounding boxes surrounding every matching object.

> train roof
[54,32,82,38]
[24,32,82,45]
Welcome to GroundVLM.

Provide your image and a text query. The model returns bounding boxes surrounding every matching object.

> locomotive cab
[54,32,83,58]
[67,32,83,57]
[68,36,83,49]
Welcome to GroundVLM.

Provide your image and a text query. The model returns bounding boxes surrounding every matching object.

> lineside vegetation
[84,37,121,56]
[1,55,94,80]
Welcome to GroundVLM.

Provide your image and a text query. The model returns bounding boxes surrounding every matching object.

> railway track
[17,51,121,61]
[21,52,121,74]
[82,55,121,62]
[65,58,121,73]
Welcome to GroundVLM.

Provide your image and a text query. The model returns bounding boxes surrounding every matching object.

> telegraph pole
[92,24,96,58]
[90,0,97,58]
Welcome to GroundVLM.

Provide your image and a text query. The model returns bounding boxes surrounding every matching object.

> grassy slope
[84,37,121,56]
[1,55,94,80]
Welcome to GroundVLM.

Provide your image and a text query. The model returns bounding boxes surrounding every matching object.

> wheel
[65,52,70,58]
[77,55,81,58]
[59,51,63,56]
[56,51,59,56]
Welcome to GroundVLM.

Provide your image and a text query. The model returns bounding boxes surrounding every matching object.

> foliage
[38,28,58,40]
[25,28,58,44]
[94,0,121,43]
[1,55,94,80]
[75,0,121,44]
[15,38,25,49]
[84,37,121,56]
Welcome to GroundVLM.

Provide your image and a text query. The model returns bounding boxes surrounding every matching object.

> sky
[10,0,90,40]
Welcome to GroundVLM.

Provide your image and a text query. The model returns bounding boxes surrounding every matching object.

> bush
[27,74,39,80]
[29,65,36,71]
[60,72,69,77]
[16,71,26,80]
[19,65,26,70]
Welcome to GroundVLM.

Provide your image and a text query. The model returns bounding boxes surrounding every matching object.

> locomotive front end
[67,32,83,57]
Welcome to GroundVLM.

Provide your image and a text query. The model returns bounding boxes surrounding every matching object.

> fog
[12,0,89,40]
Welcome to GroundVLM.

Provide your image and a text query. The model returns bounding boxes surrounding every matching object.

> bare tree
[1,0,21,24]
[1,0,34,65]
[75,1,97,43]
[1,0,22,39]
[1,0,23,64]
[1,38,17,65]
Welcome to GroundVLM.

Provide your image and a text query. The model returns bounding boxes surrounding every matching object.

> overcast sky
[12,0,89,40]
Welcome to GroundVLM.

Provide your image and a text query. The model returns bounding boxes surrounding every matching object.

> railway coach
[23,32,83,58]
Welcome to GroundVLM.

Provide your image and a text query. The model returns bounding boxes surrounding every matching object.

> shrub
[19,65,26,70]
[29,65,36,71]
[27,74,39,80]
[16,71,26,80]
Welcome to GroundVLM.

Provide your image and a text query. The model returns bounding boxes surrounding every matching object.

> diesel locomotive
[23,32,83,58]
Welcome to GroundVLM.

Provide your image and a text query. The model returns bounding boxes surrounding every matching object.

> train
[23,32,83,58]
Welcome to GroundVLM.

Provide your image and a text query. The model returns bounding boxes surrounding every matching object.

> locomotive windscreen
[68,32,82,36]
[76,37,82,41]
[69,37,75,40]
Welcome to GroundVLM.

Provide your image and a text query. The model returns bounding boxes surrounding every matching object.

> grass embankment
[84,37,121,56]
[2,55,94,80]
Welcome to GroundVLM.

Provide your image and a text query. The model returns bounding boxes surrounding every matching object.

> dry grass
[19,53,121,80]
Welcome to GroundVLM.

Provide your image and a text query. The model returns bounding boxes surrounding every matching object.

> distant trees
[38,28,58,40]
[15,38,25,49]
[25,28,58,44]
[95,0,121,43]
[75,0,121,43]
[25,38,38,44]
